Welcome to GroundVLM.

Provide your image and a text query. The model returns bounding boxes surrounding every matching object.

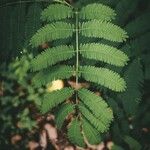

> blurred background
[0,0,150,149]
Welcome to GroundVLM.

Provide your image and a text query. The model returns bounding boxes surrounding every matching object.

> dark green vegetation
[0,0,150,149]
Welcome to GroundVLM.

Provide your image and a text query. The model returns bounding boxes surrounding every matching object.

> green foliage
[56,103,75,129]
[1,0,150,149]
[32,65,74,87]
[78,88,113,120]
[30,22,74,48]
[124,136,142,150]
[107,98,124,120]
[29,2,128,147]
[111,145,124,150]
[17,108,37,130]
[41,87,74,113]
[10,50,31,83]
[124,32,150,57]
[67,118,85,148]
[79,104,108,132]
[118,59,144,116]
[125,12,150,38]
[80,66,126,92]
[114,0,140,25]
[0,52,45,148]
[80,43,129,67]
[31,45,75,71]
[78,88,113,131]
[79,3,116,21]
[82,118,101,145]
[41,4,73,21]
[81,20,128,42]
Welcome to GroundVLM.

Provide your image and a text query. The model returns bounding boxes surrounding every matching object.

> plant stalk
[75,10,79,102]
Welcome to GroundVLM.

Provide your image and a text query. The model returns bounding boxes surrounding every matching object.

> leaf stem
[75,10,79,102]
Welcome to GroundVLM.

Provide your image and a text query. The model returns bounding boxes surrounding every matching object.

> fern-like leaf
[82,118,101,145]
[56,103,75,129]
[79,3,116,21]
[80,66,126,92]
[79,103,109,133]
[78,88,113,125]
[118,59,144,116]
[81,20,128,42]
[32,65,74,87]
[125,12,150,38]
[30,22,74,47]
[80,43,129,67]
[114,0,140,25]
[41,4,73,22]
[31,45,74,71]
[28,2,130,147]
[41,87,74,113]
[68,118,85,147]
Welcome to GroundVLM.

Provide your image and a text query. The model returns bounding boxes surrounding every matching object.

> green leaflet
[41,4,73,22]
[80,66,126,92]
[41,87,74,114]
[56,103,75,129]
[124,136,142,150]
[68,118,85,147]
[32,65,74,87]
[79,3,116,21]
[80,43,129,67]
[82,118,101,145]
[118,59,143,116]
[78,88,113,124]
[79,103,109,133]
[81,20,128,42]
[30,22,74,47]
[31,45,74,71]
